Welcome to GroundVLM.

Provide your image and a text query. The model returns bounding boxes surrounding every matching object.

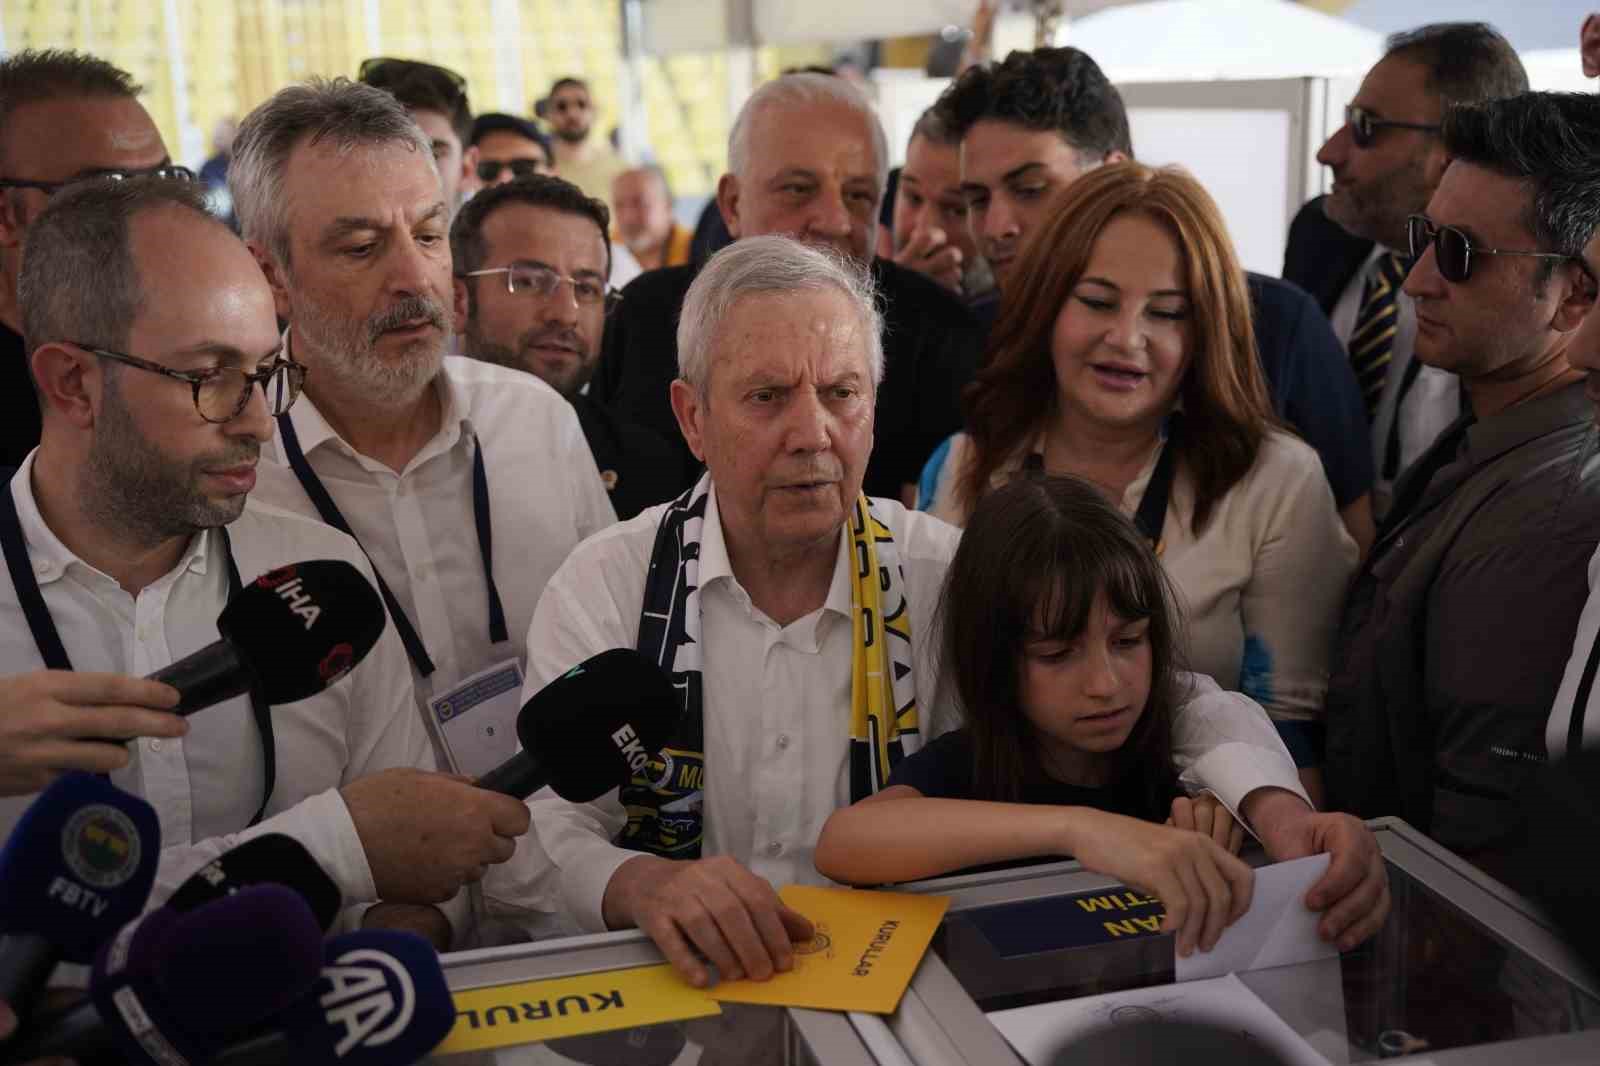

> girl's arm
[816,786,1255,957]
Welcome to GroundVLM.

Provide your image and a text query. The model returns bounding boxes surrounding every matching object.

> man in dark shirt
[0,50,182,470]
[935,47,1378,554]
[451,175,689,519]
[593,72,981,505]
[1325,93,1600,876]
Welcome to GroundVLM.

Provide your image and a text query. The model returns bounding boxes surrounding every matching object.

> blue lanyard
[274,414,509,679]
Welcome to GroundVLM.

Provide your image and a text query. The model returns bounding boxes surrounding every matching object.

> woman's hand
[1063,809,1254,958]
[1168,793,1246,855]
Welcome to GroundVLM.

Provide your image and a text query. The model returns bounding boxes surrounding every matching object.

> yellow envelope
[437,963,721,1054]
[708,884,950,1014]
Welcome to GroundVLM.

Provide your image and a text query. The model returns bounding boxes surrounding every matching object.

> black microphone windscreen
[517,648,680,803]
[219,560,387,704]
[167,834,341,930]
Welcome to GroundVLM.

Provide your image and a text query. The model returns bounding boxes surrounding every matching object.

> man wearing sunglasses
[5,175,535,945]
[1326,92,1600,888]
[465,112,553,200]
[540,78,628,214]
[0,50,191,472]
[1285,23,1527,522]
[359,56,477,213]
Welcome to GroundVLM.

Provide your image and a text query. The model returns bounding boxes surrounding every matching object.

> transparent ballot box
[888,817,1600,1065]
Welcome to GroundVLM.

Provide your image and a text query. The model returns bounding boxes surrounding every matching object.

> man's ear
[1104,149,1131,166]
[1555,261,1600,334]
[669,378,708,462]
[460,145,479,188]
[453,278,470,333]
[29,342,100,430]
[247,240,293,320]
[0,190,26,252]
[1583,14,1600,78]
[1422,144,1452,191]
[715,172,742,240]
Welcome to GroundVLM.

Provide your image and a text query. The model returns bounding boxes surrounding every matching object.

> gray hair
[676,234,884,395]
[20,176,221,363]
[727,73,889,193]
[229,77,435,270]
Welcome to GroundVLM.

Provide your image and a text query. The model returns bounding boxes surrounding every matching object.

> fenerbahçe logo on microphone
[320,947,416,1056]
[257,564,323,630]
[61,805,141,889]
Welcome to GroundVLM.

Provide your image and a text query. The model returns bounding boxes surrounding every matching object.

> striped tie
[1349,252,1408,419]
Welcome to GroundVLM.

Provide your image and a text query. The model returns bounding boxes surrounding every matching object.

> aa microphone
[147,559,386,715]
[3,884,325,1066]
[210,930,455,1066]
[167,834,341,931]
[476,648,681,800]
[0,774,159,1025]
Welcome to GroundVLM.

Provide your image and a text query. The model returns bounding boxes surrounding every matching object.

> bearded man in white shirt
[229,80,616,782]
[2,176,532,946]
[516,235,1391,988]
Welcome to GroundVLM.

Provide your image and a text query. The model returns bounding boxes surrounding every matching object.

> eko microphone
[167,834,341,931]
[2,884,325,1066]
[210,930,455,1066]
[148,559,386,714]
[476,648,680,800]
[0,774,159,1025]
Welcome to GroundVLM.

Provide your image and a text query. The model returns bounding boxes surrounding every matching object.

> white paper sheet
[987,973,1332,1066]
[1176,853,1339,981]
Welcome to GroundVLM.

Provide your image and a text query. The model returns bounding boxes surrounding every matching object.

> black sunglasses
[359,57,467,103]
[1345,105,1440,149]
[0,164,196,196]
[475,158,546,182]
[1407,214,1584,284]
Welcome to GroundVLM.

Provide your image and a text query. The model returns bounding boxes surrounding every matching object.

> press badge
[429,660,525,778]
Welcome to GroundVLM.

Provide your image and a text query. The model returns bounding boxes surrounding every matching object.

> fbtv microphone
[149,559,386,714]
[476,648,681,800]
[0,774,159,1025]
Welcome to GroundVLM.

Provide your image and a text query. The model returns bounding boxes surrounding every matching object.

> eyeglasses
[359,57,467,106]
[475,158,547,183]
[75,344,308,423]
[0,164,196,196]
[458,264,616,307]
[1406,214,1584,284]
[1345,105,1440,149]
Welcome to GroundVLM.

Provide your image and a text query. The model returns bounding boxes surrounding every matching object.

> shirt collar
[1463,379,1594,469]
[698,483,854,620]
[9,453,210,588]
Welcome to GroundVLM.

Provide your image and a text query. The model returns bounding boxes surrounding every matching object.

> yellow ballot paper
[436,964,721,1054]
[708,885,950,1014]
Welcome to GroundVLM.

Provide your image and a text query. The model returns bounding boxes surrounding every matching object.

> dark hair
[471,111,551,158]
[19,176,221,359]
[1384,22,1528,109]
[450,174,612,278]
[0,50,142,167]
[962,163,1274,534]
[359,57,472,144]
[934,47,1132,160]
[938,475,1181,815]
[1442,92,1600,265]
[910,105,959,149]
[550,77,588,97]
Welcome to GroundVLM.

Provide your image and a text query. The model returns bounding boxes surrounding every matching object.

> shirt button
[767,842,783,856]
[148,739,162,752]
[776,734,790,750]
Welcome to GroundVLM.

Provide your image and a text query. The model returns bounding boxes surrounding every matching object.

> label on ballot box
[429,659,524,778]
[967,885,1169,959]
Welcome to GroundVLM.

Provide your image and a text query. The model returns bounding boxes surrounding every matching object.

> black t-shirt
[0,321,41,471]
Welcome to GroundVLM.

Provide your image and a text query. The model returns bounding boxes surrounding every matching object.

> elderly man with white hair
[591,71,982,509]
[509,235,1390,989]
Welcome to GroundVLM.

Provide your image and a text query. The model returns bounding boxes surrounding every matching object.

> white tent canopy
[1057,0,1385,82]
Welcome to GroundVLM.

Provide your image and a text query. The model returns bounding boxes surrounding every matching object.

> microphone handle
[475,751,546,798]
[1,999,120,1066]
[0,933,54,1030]
[147,640,253,716]
[208,1027,287,1066]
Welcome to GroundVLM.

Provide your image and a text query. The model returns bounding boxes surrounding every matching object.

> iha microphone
[167,834,342,931]
[0,774,159,1026]
[475,648,681,801]
[148,559,387,714]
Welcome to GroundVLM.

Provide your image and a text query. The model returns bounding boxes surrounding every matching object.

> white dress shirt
[504,485,1311,933]
[256,353,617,726]
[1549,543,1600,761]
[1330,248,1461,519]
[0,457,433,910]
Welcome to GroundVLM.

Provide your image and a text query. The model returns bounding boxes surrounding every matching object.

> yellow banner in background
[708,885,950,1015]
[436,963,721,1054]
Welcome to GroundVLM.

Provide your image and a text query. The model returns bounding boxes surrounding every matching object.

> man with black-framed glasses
[1326,92,1600,886]
[0,49,187,471]
[1285,23,1527,522]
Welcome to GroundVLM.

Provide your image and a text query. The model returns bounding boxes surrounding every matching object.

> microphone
[167,834,341,931]
[0,774,159,1024]
[475,648,681,800]
[148,559,386,714]
[209,930,455,1066]
[3,884,325,1066]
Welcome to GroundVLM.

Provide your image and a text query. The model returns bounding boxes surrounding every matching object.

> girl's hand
[1168,793,1246,855]
[1064,810,1255,958]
